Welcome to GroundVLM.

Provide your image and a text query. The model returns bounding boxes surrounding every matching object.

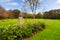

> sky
[0,0,60,13]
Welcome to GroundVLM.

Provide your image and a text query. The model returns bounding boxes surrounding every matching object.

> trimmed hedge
[0,22,45,40]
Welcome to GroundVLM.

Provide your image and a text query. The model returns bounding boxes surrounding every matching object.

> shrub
[0,22,45,40]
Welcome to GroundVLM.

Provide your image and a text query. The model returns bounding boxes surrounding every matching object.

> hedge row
[0,22,45,40]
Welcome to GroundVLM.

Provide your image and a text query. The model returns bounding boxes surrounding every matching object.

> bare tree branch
[22,0,40,19]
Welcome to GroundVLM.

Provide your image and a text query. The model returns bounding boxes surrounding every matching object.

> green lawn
[0,19,60,40]
[29,19,60,40]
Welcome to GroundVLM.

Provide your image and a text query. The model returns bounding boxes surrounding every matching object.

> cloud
[0,0,19,6]
[7,2,19,6]
[56,0,60,3]
[0,0,11,2]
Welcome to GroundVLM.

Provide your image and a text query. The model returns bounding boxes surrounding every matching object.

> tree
[13,9,20,18]
[0,6,6,19]
[43,9,60,19]
[36,12,42,18]
[22,12,28,18]
[6,10,14,18]
[23,0,40,19]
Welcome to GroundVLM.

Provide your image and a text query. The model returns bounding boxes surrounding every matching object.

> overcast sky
[0,0,60,13]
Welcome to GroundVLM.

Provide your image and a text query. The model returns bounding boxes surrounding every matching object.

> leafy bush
[0,22,45,40]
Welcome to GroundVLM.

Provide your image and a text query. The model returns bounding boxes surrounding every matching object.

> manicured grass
[0,19,18,28]
[28,19,60,40]
[0,19,60,40]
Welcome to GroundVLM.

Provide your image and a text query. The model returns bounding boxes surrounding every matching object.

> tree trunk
[32,14,35,23]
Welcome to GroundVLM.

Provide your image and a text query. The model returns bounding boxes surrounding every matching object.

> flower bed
[0,22,45,40]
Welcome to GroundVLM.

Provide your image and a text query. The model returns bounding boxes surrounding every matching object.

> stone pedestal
[18,17,24,24]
